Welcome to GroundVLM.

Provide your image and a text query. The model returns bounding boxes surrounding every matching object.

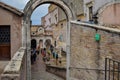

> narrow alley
[31,54,64,80]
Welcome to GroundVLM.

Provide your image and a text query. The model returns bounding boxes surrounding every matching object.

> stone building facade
[70,21,120,80]
[30,25,53,48]
[96,1,120,28]
[83,0,120,28]
[0,1,23,75]
[42,4,67,51]
[0,2,23,59]
[63,0,120,29]
[83,0,94,21]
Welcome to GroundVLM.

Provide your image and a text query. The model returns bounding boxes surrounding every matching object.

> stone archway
[45,39,51,48]
[22,0,75,80]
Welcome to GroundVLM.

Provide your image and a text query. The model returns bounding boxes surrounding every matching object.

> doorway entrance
[31,39,37,49]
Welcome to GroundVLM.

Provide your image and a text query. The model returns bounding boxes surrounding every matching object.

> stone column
[22,20,31,80]
[26,21,31,80]
[22,21,28,80]
[66,21,71,80]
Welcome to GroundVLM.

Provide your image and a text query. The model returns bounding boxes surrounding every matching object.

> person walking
[42,48,46,62]
[33,48,37,62]
[55,52,58,65]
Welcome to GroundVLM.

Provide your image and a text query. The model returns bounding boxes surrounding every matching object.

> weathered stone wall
[98,3,120,29]
[70,21,120,80]
[1,47,26,80]
[46,65,66,79]
[63,0,84,16]
[11,14,22,57]
[58,7,66,21]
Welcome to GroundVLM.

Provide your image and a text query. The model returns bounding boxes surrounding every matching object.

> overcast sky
[0,0,50,25]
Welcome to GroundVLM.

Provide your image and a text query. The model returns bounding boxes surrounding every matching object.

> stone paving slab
[31,54,64,80]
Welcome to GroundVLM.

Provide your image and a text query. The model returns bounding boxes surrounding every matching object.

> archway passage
[31,39,37,49]
[23,0,75,80]
[45,39,51,48]
[31,52,64,80]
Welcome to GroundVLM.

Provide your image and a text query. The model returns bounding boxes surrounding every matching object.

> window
[0,27,10,44]
[39,28,42,31]
[38,27,44,34]
[61,23,63,28]
[86,2,93,21]
[89,6,93,21]
[0,26,11,60]
[33,32,35,35]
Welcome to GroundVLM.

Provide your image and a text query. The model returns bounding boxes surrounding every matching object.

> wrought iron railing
[105,58,120,80]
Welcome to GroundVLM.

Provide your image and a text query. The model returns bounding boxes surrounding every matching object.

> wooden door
[0,26,10,60]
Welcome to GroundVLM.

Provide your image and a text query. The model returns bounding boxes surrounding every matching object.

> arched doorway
[31,39,37,49]
[23,0,75,80]
[45,39,51,48]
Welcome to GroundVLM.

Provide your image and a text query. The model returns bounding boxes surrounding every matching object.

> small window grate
[0,26,10,44]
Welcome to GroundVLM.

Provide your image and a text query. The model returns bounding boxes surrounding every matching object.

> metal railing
[105,58,120,80]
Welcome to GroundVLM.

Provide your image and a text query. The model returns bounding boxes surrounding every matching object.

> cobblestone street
[31,54,64,80]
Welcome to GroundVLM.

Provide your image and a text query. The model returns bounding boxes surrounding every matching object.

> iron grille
[0,26,10,44]
[105,58,120,80]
